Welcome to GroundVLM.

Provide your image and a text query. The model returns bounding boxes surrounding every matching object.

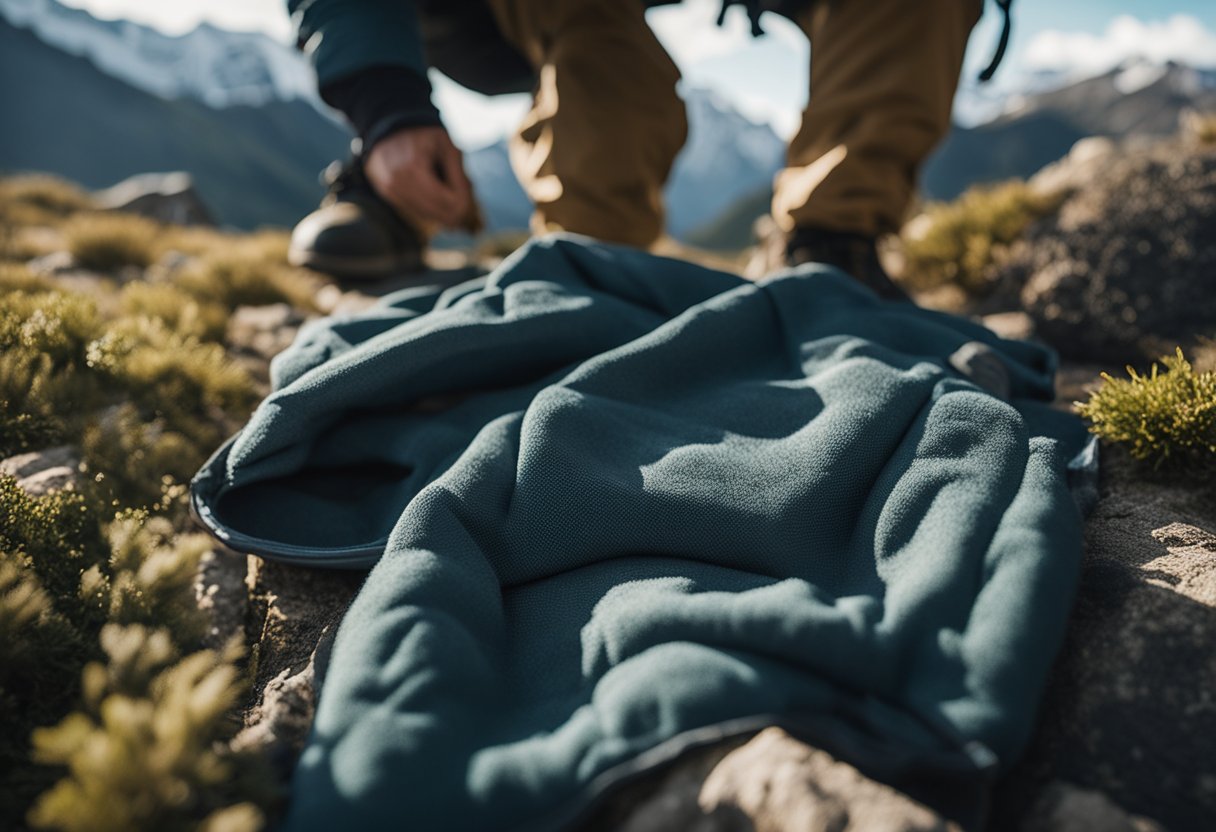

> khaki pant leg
[486,0,687,248]
[773,0,982,237]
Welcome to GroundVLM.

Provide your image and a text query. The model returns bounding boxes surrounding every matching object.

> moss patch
[1077,348,1216,478]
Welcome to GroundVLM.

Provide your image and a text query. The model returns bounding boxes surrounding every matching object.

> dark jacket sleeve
[288,0,443,149]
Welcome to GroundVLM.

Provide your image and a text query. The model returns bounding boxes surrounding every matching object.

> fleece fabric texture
[191,235,1087,831]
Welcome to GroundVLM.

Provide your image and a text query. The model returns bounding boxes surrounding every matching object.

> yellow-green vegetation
[0,176,94,228]
[900,180,1064,296]
[64,212,161,272]
[29,625,267,832]
[1182,109,1216,145]
[176,249,318,313]
[0,174,324,830]
[1076,348,1216,476]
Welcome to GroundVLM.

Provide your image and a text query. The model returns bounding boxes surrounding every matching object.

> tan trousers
[487,0,687,248]
[488,0,981,247]
[775,0,983,236]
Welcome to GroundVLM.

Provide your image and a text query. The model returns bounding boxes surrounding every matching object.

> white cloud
[646,0,754,66]
[430,73,531,150]
[1022,14,1216,77]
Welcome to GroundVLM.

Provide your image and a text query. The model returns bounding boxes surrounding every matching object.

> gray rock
[995,142,1216,363]
[993,451,1216,831]
[26,250,76,276]
[94,172,216,227]
[1018,782,1163,832]
[588,728,957,832]
[232,639,328,780]
[244,556,362,707]
[228,303,304,362]
[193,545,250,651]
[981,311,1035,342]
[0,445,82,495]
[1029,137,1119,200]
[228,556,361,793]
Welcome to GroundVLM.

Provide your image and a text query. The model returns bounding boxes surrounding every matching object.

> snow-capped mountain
[0,0,317,108]
[0,11,350,229]
[923,60,1216,200]
[666,87,785,237]
[464,87,786,237]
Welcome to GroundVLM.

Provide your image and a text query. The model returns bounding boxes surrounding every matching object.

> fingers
[366,127,474,231]
[440,141,473,208]
[398,167,464,228]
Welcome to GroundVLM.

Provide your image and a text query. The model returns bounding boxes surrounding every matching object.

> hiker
[287,0,1010,300]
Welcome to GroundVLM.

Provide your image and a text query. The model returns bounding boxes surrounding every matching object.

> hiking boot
[288,159,426,279]
[786,227,911,303]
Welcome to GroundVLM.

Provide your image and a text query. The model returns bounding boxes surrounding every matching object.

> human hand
[365,125,479,232]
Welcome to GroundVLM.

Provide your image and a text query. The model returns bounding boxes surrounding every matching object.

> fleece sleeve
[287,0,442,148]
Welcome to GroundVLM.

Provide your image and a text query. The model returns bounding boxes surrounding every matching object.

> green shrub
[0,176,93,227]
[901,180,1064,295]
[0,173,289,830]
[175,250,317,313]
[1076,348,1216,476]
[1,290,103,366]
[1182,110,1216,145]
[0,485,268,830]
[0,476,109,620]
[29,625,265,832]
[99,513,211,644]
[0,479,108,831]
[0,290,108,428]
[119,282,229,343]
[0,262,53,294]
[82,405,201,512]
[86,316,256,441]
[64,213,160,272]
[0,556,92,829]
[0,404,63,458]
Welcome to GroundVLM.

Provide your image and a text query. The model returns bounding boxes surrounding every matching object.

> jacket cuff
[321,66,444,153]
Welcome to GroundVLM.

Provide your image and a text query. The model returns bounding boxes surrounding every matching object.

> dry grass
[1181,110,1216,145]
[175,247,319,312]
[900,180,1064,296]
[0,176,94,225]
[64,213,161,272]
[118,282,228,343]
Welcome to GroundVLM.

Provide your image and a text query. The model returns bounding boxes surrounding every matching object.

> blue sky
[60,0,1216,146]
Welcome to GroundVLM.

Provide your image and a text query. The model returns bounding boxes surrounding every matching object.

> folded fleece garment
[191,235,1092,831]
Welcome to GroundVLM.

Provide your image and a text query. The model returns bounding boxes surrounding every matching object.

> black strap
[717,0,765,38]
[978,0,1013,82]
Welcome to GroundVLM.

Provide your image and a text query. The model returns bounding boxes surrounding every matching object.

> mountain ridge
[0,0,319,109]
[0,17,350,229]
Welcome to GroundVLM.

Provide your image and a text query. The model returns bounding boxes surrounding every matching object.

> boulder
[214,555,361,789]
[228,303,304,362]
[588,728,958,832]
[994,142,1216,363]
[992,451,1216,831]
[193,545,250,651]
[95,172,216,227]
[1016,781,1162,832]
[0,445,82,495]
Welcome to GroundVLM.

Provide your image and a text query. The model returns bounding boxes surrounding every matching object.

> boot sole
[288,247,425,280]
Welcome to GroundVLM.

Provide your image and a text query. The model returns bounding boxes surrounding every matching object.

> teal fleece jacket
[193,235,1086,831]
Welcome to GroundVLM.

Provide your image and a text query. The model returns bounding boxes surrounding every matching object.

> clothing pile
[192,235,1089,831]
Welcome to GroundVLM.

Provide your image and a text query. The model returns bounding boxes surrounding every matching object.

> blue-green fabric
[192,235,1084,831]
